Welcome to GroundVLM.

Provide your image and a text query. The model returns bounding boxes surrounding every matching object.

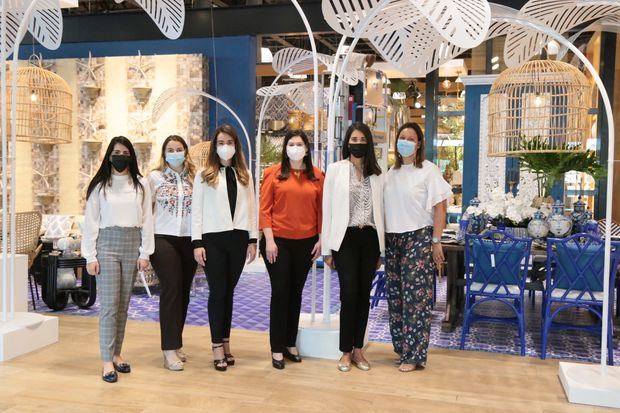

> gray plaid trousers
[96,227,141,362]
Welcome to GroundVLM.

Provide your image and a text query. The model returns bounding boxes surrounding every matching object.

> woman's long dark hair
[277,130,318,181]
[86,136,143,200]
[342,122,382,177]
[394,122,426,169]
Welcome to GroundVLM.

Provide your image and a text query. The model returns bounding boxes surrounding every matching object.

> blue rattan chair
[542,234,620,364]
[460,230,532,356]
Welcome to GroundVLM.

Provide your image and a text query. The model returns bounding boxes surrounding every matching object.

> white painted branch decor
[114,0,185,40]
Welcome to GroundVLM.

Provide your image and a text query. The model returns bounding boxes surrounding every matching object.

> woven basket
[189,140,211,169]
[5,63,73,144]
[487,60,592,157]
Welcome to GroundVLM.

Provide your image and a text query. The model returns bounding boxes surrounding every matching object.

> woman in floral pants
[384,123,452,372]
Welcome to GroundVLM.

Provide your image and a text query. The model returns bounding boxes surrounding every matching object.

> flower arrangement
[467,187,539,227]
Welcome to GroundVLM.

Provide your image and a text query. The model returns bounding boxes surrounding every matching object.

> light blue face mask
[397,139,417,157]
[166,152,185,168]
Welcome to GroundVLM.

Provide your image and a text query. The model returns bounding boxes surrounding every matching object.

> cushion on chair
[554,243,604,292]
[42,215,74,239]
[470,282,521,295]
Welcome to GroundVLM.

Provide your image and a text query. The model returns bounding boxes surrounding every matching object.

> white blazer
[321,159,385,256]
[191,168,258,242]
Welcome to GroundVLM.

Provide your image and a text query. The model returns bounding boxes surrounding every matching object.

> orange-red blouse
[259,164,324,240]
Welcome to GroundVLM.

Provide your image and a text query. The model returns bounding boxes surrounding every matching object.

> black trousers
[203,230,249,344]
[260,235,317,353]
[150,235,197,351]
[333,227,380,353]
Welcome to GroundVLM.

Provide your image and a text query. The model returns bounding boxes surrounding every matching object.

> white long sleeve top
[191,168,258,244]
[148,168,192,237]
[81,174,155,263]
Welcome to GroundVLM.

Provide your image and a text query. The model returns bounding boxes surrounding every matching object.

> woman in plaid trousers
[82,136,154,383]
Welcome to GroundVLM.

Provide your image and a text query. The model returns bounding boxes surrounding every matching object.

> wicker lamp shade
[5,65,73,144]
[189,140,211,169]
[487,60,592,157]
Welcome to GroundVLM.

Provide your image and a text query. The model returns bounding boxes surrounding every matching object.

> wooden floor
[0,316,615,413]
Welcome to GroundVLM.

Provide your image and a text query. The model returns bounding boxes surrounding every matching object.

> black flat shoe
[272,357,285,370]
[113,362,131,373]
[102,370,118,383]
[283,349,302,363]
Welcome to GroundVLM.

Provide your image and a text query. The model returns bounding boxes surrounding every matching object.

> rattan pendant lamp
[487,59,592,157]
[6,54,73,144]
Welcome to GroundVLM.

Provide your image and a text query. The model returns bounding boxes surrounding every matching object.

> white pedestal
[296,313,370,360]
[0,312,58,361]
[0,254,28,313]
[559,362,620,408]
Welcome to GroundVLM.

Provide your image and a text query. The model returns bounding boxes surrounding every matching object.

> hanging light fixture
[6,54,73,144]
[487,59,592,157]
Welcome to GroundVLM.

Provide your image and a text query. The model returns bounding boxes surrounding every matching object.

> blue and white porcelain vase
[571,196,588,233]
[467,197,486,235]
[583,210,600,237]
[547,200,572,238]
[527,210,549,239]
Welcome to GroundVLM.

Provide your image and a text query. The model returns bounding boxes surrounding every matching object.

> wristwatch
[431,236,441,245]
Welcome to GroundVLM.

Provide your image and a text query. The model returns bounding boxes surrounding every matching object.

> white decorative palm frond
[271,47,361,86]
[557,14,620,59]
[257,82,327,115]
[1,0,62,57]
[369,3,516,78]
[503,0,620,67]
[152,87,188,123]
[28,0,63,50]
[115,0,185,40]
[322,0,491,49]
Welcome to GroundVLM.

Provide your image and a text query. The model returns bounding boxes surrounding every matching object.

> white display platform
[297,313,342,360]
[297,313,369,360]
[0,312,58,361]
[0,254,28,313]
[559,362,620,408]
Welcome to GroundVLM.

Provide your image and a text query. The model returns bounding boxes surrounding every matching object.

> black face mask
[110,155,130,172]
[348,143,368,158]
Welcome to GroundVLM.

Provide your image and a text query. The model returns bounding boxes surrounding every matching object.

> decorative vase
[571,196,588,234]
[466,197,486,235]
[547,200,573,238]
[583,210,600,237]
[528,210,550,239]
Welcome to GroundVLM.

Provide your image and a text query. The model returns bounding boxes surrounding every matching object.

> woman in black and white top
[148,135,197,371]
[322,122,384,373]
[192,124,258,372]
[82,136,154,383]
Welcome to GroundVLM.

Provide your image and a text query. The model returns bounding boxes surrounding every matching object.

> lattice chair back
[546,234,620,303]
[465,230,532,297]
[0,211,43,267]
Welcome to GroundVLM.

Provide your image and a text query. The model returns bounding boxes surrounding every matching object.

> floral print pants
[385,226,434,365]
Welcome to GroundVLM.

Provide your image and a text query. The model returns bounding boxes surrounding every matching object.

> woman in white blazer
[322,122,384,372]
[191,124,258,372]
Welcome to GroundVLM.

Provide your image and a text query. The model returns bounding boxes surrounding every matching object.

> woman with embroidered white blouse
[384,122,452,372]
[191,124,258,372]
[148,135,197,371]
[81,136,154,383]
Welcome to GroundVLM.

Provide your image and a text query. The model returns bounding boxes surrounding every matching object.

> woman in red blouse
[259,130,324,370]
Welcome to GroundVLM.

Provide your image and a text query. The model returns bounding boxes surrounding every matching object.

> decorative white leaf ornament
[557,14,620,60]
[504,0,620,67]
[257,81,327,115]
[369,3,516,78]
[115,0,185,40]
[28,0,63,50]
[271,47,361,86]
[322,0,491,49]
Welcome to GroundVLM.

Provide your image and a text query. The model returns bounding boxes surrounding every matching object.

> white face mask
[286,145,306,162]
[217,144,235,161]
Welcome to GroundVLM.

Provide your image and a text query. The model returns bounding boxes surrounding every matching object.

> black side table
[42,251,96,311]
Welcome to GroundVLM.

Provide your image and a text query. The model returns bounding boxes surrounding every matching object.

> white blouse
[148,168,192,237]
[81,174,155,263]
[191,168,258,244]
[384,160,453,234]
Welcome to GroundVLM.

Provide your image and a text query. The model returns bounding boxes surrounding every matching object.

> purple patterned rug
[31,268,619,363]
